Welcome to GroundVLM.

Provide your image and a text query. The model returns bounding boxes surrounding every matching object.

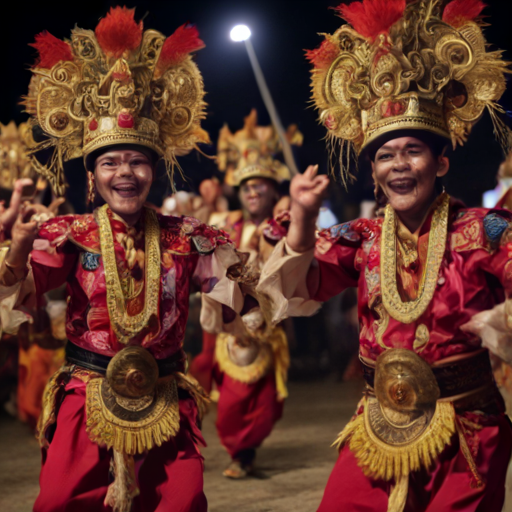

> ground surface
[0,380,362,512]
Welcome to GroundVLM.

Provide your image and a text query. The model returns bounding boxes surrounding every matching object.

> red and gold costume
[191,117,291,470]
[202,210,288,463]
[263,197,512,511]
[17,209,240,512]
[259,0,512,510]
[0,8,253,512]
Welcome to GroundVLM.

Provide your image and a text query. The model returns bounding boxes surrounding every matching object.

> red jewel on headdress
[89,119,98,131]
[381,100,406,118]
[118,112,134,129]
[325,114,337,130]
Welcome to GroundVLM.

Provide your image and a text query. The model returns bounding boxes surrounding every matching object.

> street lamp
[230,24,299,176]
[230,25,251,42]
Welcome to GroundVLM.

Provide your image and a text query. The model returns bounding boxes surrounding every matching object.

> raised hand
[286,165,330,253]
[290,165,330,215]
[0,178,34,234]
[29,197,66,227]
[9,204,39,262]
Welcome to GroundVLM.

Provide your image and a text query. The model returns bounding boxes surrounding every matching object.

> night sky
[0,0,511,216]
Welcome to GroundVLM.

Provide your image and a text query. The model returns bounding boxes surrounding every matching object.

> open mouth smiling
[388,178,416,195]
[112,183,139,198]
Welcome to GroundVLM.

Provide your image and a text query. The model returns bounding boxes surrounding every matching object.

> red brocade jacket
[0,209,245,361]
[256,195,512,490]
[259,195,512,368]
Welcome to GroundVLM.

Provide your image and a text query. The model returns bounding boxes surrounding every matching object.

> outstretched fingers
[303,164,319,180]
[49,197,66,214]
[10,179,34,213]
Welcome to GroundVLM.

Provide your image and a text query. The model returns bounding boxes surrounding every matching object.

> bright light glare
[230,25,251,42]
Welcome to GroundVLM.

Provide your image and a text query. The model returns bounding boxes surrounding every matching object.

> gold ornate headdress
[218,109,300,186]
[232,140,292,187]
[307,0,510,182]
[23,6,209,195]
[0,122,39,190]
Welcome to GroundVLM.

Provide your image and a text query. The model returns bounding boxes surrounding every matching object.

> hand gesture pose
[1,179,64,282]
[0,179,34,234]
[287,165,330,253]
[290,165,330,215]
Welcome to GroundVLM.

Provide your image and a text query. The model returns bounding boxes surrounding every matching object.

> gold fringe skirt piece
[333,398,457,482]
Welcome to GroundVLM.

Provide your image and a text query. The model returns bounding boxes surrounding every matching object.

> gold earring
[87,173,95,204]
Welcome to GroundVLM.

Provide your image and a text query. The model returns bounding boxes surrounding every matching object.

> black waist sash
[65,342,186,377]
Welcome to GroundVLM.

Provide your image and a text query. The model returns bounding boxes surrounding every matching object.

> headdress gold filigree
[22,7,209,196]
[0,122,39,190]
[218,109,299,186]
[307,0,510,183]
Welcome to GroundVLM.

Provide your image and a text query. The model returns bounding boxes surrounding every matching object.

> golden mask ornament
[23,7,209,196]
[307,0,510,183]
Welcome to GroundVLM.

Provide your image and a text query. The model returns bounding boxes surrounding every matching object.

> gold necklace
[97,204,161,344]
[380,193,449,324]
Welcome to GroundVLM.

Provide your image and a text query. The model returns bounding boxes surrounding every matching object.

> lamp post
[230,25,299,176]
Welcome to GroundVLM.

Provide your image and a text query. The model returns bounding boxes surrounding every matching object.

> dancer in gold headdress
[258,1,512,510]
[0,7,259,512]
[192,111,293,477]
[0,121,66,429]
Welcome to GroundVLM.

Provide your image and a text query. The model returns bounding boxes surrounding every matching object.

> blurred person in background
[161,178,228,224]
[0,121,66,428]
[192,124,292,478]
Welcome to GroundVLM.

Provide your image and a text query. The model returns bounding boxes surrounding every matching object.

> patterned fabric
[29,209,234,360]
[313,198,512,365]
[484,212,510,243]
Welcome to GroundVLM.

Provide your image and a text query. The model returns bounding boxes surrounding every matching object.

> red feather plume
[305,39,339,69]
[95,6,143,58]
[30,31,74,69]
[335,0,406,41]
[156,24,205,73]
[443,0,486,28]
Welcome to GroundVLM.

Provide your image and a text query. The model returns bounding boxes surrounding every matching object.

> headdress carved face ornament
[23,7,209,195]
[306,0,510,183]
[218,109,300,186]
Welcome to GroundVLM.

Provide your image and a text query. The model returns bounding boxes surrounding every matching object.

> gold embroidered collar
[97,204,161,344]
[380,193,449,324]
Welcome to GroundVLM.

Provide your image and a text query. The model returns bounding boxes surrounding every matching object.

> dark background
[0,0,511,217]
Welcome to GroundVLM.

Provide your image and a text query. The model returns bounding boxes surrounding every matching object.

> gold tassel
[268,327,290,400]
[388,475,408,512]
[332,398,457,482]
[455,416,484,488]
[175,372,210,422]
[104,450,139,512]
[85,377,180,455]
[36,366,72,449]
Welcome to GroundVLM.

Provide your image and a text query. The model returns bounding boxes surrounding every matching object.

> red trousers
[215,371,284,459]
[190,331,284,460]
[34,381,207,512]
[317,415,512,512]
